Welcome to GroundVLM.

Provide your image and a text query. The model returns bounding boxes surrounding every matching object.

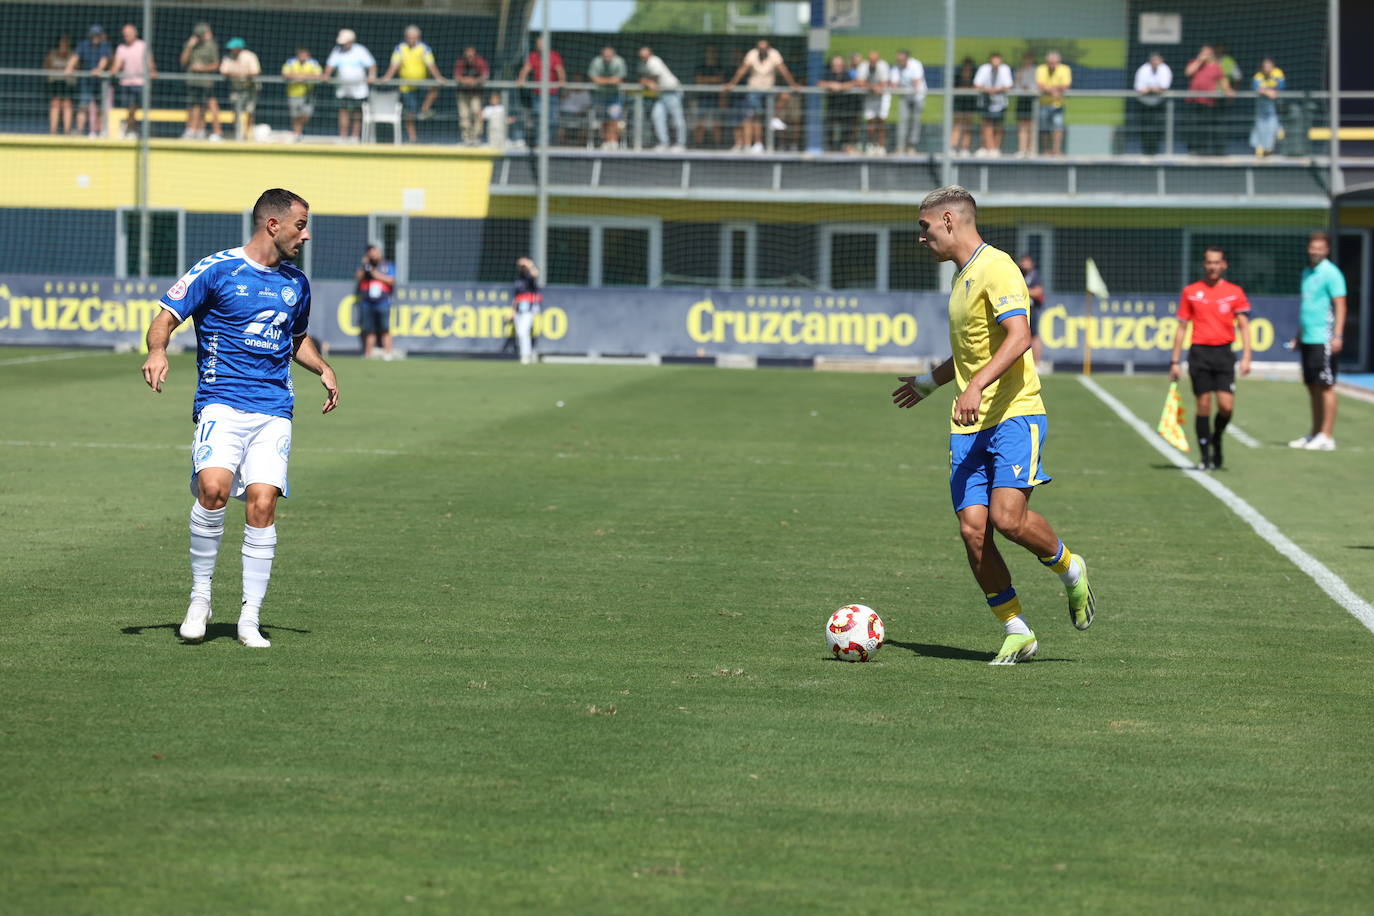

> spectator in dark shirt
[818,54,860,153]
[68,25,112,138]
[1019,254,1046,365]
[951,57,977,156]
[44,35,77,135]
[692,45,727,149]
[454,46,489,145]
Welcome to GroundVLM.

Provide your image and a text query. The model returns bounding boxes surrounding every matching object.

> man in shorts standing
[1169,246,1253,469]
[892,185,1095,665]
[1288,232,1347,450]
[281,46,322,139]
[179,23,223,141]
[141,188,339,648]
[356,244,397,359]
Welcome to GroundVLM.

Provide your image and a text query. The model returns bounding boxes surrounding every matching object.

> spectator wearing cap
[324,29,376,141]
[180,22,223,140]
[380,25,444,143]
[281,47,322,140]
[220,37,261,138]
[110,23,157,138]
[68,25,112,137]
[454,46,489,145]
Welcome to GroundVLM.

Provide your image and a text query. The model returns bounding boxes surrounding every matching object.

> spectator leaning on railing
[180,23,222,141]
[1034,50,1070,156]
[68,25,112,138]
[221,38,261,138]
[44,35,77,135]
[323,29,376,141]
[1013,51,1037,157]
[856,50,890,155]
[588,46,627,151]
[110,23,156,138]
[380,26,444,143]
[1132,51,1171,155]
[724,39,799,154]
[818,54,859,154]
[639,46,686,152]
[1184,44,1232,156]
[1250,57,1285,157]
[974,51,1013,156]
[281,47,322,140]
[516,37,566,145]
[454,46,489,146]
[890,48,926,155]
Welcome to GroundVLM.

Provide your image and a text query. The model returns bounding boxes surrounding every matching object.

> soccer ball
[825,605,885,662]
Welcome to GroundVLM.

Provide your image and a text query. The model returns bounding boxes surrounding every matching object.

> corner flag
[1085,258,1110,300]
[1157,381,1190,452]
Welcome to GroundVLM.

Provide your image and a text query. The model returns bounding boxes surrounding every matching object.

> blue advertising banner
[0,274,1301,365]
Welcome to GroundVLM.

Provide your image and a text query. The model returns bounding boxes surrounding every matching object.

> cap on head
[337,28,356,45]
[226,37,245,51]
[88,24,105,36]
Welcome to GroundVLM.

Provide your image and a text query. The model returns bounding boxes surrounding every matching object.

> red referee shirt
[1178,279,1250,346]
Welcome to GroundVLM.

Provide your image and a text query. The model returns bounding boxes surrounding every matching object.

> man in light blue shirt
[1289,232,1347,450]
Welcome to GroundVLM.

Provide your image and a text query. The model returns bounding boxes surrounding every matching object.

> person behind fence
[481,91,510,147]
[950,56,977,156]
[68,25,112,138]
[180,23,223,141]
[110,23,156,138]
[855,50,890,155]
[890,48,926,155]
[380,26,443,143]
[516,37,566,145]
[220,38,261,138]
[44,35,77,135]
[1250,57,1285,158]
[724,38,799,154]
[1018,253,1046,366]
[639,46,686,152]
[588,46,627,151]
[974,51,1012,156]
[1184,44,1231,155]
[323,29,375,142]
[454,45,489,145]
[511,258,542,365]
[355,245,396,360]
[1013,50,1037,157]
[281,46,322,140]
[1035,50,1070,156]
[692,45,727,149]
[818,54,859,154]
[1132,51,1171,155]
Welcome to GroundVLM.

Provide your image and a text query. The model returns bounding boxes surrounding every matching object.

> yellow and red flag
[1157,381,1190,452]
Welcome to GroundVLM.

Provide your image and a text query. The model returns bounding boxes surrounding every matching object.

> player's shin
[189,502,226,598]
[240,524,277,625]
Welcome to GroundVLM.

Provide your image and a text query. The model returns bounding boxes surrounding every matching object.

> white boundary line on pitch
[1080,376,1374,635]
[0,440,405,456]
[0,350,109,367]
[1225,424,1261,448]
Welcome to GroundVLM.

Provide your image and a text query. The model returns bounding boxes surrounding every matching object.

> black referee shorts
[1300,342,1337,387]
[1188,344,1236,395]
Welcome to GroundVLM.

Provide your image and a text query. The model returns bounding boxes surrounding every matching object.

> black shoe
[1211,438,1223,470]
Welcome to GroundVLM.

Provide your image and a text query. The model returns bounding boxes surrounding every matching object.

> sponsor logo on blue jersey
[160,248,312,420]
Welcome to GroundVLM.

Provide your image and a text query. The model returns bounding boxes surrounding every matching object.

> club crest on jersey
[280,286,297,306]
[965,279,972,292]
[236,284,249,297]
[276,436,292,459]
[167,279,188,301]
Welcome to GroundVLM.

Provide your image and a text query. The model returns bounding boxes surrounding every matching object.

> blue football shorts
[949,414,1052,512]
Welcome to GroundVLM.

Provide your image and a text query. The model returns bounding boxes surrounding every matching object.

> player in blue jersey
[141,188,339,648]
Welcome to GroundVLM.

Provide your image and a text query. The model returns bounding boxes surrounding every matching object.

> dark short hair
[252,188,309,230]
[1204,245,1227,259]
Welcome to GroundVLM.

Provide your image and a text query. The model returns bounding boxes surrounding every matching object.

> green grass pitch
[3,350,1374,913]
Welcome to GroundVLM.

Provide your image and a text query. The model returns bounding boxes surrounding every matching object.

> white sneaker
[1288,434,1314,449]
[670,144,686,153]
[180,596,212,642]
[749,142,764,154]
[237,623,271,648]
[1304,433,1336,451]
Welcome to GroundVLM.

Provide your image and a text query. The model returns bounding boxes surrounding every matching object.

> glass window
[548,225,590,286]
[830,231,878,290]
[602,227,650,287]
[121,210,182,278]
[663,222,717,287]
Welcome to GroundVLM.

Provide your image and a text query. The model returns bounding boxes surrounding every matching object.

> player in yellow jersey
[892,186,1095,664]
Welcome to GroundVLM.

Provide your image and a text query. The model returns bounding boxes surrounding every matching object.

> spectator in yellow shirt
[1034,50,1071,156]
[380,25,444,142]
[281,47,322,139]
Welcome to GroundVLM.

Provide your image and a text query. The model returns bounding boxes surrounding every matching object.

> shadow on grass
[121,622,311,643]
[885,639,1076,664]
[1347,545,1374,550]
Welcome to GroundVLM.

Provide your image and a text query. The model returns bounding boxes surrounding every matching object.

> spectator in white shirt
[889,48,926,154]
[322,29,376,140]
[1133,51,1172,155]
[855,50,890,154]
[973,51,1013,156]
[639,46,686,151]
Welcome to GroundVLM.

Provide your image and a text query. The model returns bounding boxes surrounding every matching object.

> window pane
[889,230,938,290]
[662,222,717,286]
[830,231,878,290]
[123,211,180,277]
[548,226,590,286]
[757,224,816,288]
[1186,233,1307,296]
[478,218,531,284]
[730,230,749,286]
[602,227,649,287]
[1054,228,1182,293]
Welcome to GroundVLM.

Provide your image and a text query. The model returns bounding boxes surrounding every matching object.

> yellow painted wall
[3,136,495,218]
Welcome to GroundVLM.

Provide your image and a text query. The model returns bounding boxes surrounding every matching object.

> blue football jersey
[161,248,312,420]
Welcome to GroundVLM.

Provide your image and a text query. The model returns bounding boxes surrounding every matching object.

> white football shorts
[190,403,293,500]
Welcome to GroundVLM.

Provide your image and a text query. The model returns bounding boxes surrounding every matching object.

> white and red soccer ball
[826,605,885,662]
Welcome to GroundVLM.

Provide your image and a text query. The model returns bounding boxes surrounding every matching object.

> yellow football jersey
[947,243,1044,432]
[391,42,435,90]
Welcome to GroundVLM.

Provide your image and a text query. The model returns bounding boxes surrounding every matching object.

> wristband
[913,372,939,396]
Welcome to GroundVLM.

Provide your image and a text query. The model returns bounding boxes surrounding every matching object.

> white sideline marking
[1080,376,1374,635]
[1226,424,1261,448]
[0,351,107,367]
[0,440,403,456]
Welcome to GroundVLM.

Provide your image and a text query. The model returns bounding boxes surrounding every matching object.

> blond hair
[919,185,977,219]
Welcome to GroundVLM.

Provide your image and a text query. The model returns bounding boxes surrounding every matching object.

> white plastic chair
[362,91,402,144]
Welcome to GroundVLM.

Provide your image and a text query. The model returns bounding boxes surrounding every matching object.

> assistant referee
[1169,245,1253,470]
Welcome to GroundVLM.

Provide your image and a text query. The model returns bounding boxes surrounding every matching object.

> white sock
[189,502,226,599]
[1003,615,1033,636]
[240,524,277,625]
[1060,556,1083,588]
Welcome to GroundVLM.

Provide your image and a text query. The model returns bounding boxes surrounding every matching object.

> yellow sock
[1039,540,1073,576]
[985,588,1022,622]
